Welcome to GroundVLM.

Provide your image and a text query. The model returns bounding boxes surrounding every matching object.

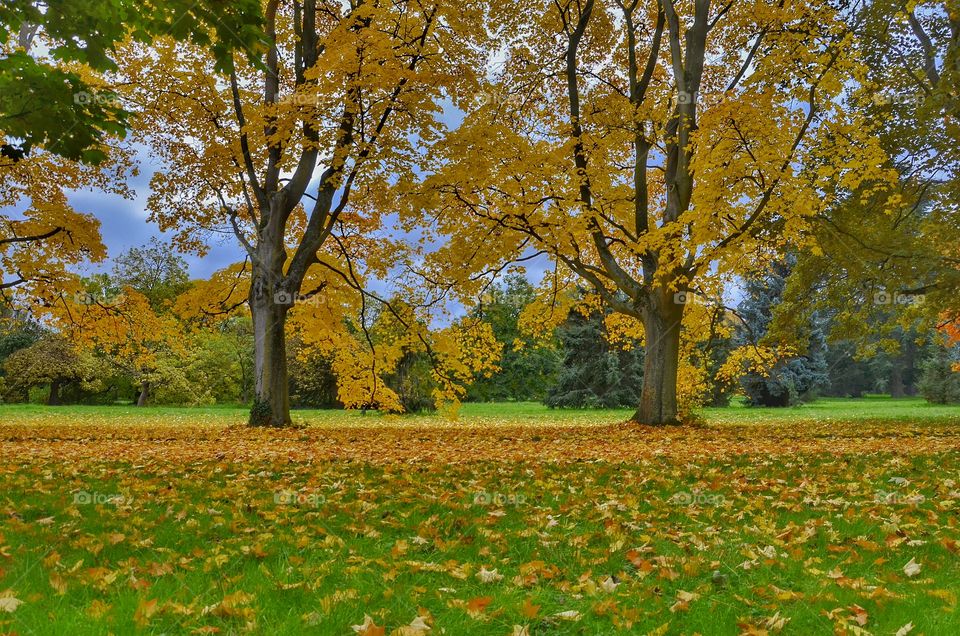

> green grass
[703,394,960,424]
[0,398,959,634]
[0,395,958,428]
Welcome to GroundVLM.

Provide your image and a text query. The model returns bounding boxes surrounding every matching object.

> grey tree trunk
[248,260,292,427]
[889,364,905,398]
[633,291,684,425]
[136,381,150,407]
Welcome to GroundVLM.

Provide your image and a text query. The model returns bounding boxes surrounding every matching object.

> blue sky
[66,146,246,280]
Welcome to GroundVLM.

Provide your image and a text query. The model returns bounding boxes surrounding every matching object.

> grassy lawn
[1,395,958,428]
[0,398,958,634]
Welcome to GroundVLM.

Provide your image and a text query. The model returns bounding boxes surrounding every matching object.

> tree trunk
[136,381,150,406]
[902,335,918,396]
[47,379,61,406]
[249,276,292,427]
[633,292,684,425]
[889,363,905,398]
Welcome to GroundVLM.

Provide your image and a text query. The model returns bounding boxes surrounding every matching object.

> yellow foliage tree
[0,146,131,306]
[48,286,180,406]
[115,0,491,426]
[418,0,895,424]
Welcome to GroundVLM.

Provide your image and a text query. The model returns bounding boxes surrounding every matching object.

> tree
[693,308,738,407]
[288,340,339,408]
[51,285,178,406]
[2,334,105,404]
[546,305,644,409]
[822,340,889,398]
[46,241,195,406]
[735,258,829,407]
[422,0,890,424]
[1,0,265,162]
[0,309,40,361]
[784,1,960,359]
[119,0,489,426]
[1,145,127,301]
[468,275,561,402]
[385,350,438,413]
[112,238,190,310]
[1,1,258,302]
[918,339,960,405]
[176,261,500,415]
[320,298,500,414]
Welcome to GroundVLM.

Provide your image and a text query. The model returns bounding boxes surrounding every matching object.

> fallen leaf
[902,558,921,578]
[352,614,386,636]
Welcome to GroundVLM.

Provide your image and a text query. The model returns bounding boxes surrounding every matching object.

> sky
[65,145,246,280]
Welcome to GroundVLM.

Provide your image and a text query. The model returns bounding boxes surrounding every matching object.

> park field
[1,398,959,634]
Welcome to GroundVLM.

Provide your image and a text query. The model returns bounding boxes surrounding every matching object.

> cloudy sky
[66,146,247,280]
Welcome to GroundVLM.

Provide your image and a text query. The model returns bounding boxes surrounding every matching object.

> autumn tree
[1,9,122,300]
[45,241,190,406]
[782,0,960,357]
[50,285,177,406]
[0,0,263,303]
[119,0,490,426]
[420,0,892,424]
[2,334,106,405]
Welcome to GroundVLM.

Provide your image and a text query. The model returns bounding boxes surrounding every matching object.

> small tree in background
[288,342,340,409]
[545,307,644,409]
[2,335,106,404]
[112,238,190,311]
[918,340,960,405]
[468,275,561,402]
[736,257,829,407]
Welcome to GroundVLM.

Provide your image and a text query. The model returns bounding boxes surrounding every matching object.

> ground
[0,398,959,635]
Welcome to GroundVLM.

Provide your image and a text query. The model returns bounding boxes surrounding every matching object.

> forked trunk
[249,281,292,427]
[633,292,684,425]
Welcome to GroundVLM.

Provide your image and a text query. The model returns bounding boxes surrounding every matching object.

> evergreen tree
[918,339,960,405]
[736,257,829,406]
[822,340,885,398]
[545,307,644,409]
[467,275,561,402]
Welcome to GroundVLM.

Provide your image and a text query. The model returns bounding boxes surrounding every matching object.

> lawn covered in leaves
[1,404,959,634]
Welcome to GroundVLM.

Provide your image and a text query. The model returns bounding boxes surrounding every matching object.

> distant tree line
[0,252,957,410]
